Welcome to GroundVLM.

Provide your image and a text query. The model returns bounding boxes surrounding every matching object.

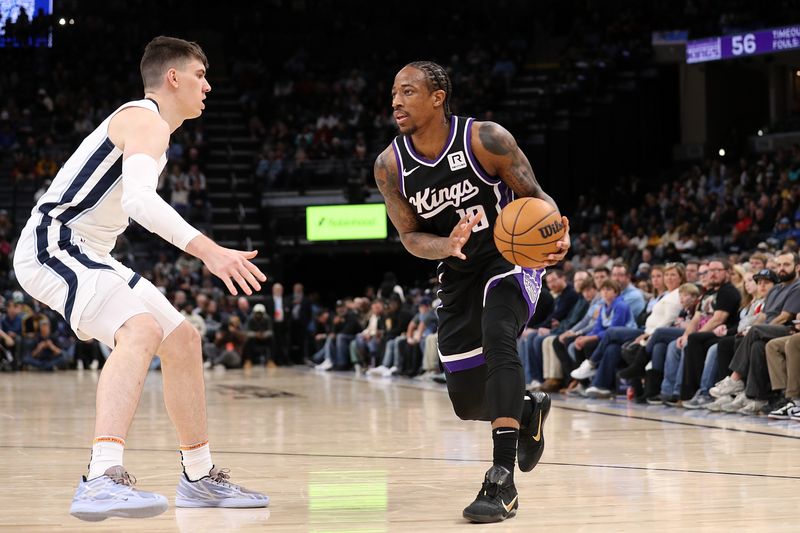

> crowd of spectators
[3,1,800,427]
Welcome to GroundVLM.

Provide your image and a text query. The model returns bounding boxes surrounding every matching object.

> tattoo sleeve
[373,148,449,259]
[478,122,556,208]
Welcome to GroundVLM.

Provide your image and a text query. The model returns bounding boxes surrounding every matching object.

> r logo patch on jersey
[448,151,467,171]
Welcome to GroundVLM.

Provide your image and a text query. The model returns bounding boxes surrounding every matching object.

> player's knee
[482,313,518,358]
[117,314,163,352]
[179,321,201,348]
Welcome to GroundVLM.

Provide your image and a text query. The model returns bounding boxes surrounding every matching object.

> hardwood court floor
[1,366,798,532]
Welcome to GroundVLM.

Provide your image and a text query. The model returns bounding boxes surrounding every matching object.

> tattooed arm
[374,146,482,260]
[471,121,556,206]
[471,121,570,262]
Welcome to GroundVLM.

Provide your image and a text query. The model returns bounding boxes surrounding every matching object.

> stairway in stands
[202,80,269,276]
[1,161,35,240]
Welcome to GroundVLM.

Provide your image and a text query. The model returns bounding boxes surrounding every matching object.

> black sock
[492,427,519,476]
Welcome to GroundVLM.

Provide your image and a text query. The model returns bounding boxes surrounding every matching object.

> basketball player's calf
[458,288,551,523]
[71,313,169,521]
[158,321,270,508]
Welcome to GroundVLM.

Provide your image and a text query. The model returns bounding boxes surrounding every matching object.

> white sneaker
[705,395,734,412]
[366,365,388,376]
[566,383,588,397]
[570,359,596,380]
[76,360,84,370]
[385,366,399,377]
[721,392,749,413]
[527,379,542,391]
[315,359,333,371]
[585,386,613,399]
[354,363,363,377]
[203,360,212,369]
[709,376,744,398]
[737,399,767,416]
[89,359,100,371]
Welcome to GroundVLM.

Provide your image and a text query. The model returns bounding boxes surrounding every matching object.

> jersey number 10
[456,205,489,233]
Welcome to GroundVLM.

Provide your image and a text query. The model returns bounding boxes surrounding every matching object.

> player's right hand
[204,244,267,296]
[445,211,483,260]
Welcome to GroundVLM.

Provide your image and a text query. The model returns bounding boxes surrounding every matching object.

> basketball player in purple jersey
[374,61,570,523]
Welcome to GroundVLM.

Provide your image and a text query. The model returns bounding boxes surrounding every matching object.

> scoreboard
[686,24,800,64]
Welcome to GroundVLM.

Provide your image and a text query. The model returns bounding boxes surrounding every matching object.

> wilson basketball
[493,197,565,268]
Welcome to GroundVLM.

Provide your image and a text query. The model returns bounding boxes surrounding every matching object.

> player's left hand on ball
[544,216,570,265]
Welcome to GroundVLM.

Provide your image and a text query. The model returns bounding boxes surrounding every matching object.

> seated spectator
[519,269,579,389]
[242,303,274,368]
[539,275,594,392]
[764,317,800,420]
[582,263,686,398]
[706,253,800,414]
[690,268,772,409]
[366,294,414,377]
[354,299,386,371]
[22,318,68,371]
[204,315,246,369]
[657,258,741,406]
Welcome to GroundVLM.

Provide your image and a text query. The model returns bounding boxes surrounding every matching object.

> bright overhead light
[718,148,726,157]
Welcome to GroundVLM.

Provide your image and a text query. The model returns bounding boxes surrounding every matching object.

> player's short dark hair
[140,36,208,91]
[406,61,452,118]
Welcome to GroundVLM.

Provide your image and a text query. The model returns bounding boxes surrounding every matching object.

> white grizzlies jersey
[31,98,168,257]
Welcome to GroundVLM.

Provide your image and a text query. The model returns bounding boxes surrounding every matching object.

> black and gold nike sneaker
[518,391,550,472]
[462,465,518,523]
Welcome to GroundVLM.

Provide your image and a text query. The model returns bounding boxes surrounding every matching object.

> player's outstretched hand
[446,211,483,260]
[544,216,570,265]
[203,244,268,296]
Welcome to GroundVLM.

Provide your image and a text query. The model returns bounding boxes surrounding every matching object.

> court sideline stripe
[298,369,800,441]
[0,444,797,480]
[553,403,800,441]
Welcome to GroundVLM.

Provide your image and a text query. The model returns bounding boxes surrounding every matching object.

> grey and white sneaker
[69,466,168,522]
[789,406,800,421]
[721,392,749,413]
[737,399,768,416]
[709,376,744,398]
[176,467,269,508]
[683,391,714,410]
[705,395,734,412]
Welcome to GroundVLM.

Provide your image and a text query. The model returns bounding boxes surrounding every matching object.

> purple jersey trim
[464,117,501,185]
[498,182,514,209]
[404,116,458,166]
[485,267,544,324]
[443,353,486,373]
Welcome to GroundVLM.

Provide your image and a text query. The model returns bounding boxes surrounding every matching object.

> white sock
[88,436,125,480]
[180,441,213,481]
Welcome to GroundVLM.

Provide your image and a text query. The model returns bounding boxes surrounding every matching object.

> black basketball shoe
[462,465,519,523]
[518,391,550,472]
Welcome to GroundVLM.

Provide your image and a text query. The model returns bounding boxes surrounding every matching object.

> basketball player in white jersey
[13,36,269,521]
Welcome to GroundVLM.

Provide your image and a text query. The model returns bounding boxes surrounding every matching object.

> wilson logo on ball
[538,220,564,239]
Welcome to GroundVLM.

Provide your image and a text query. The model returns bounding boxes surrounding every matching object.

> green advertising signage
[306,204,388,241]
